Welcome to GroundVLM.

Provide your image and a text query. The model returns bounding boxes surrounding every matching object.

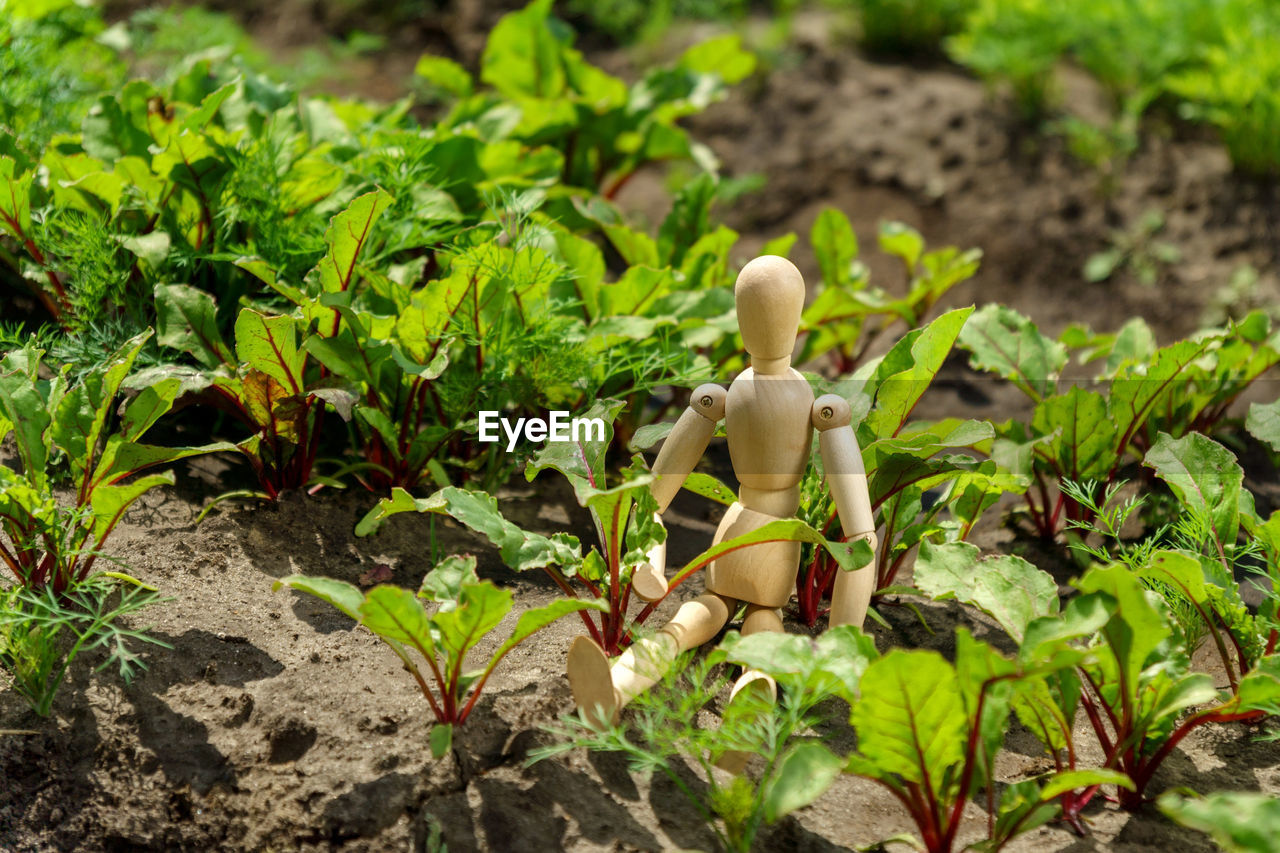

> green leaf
[273,575,365,621]
[307,188,394,323]
[959,304,1066,401]
[357,487,581,573]
[154,284,233,368]
[480,0,565,100]
[1143,432,1244,554]
[1083,249,1121,282]
[1039,768,1134,800]
[763,742,843,823]
[913,541,1058,643]
[430,722,454,758]
[1247,399,1280,452]
[234,309,305,395]
[89,472,175,542]
[715,625,878,702]
[1032,385,1115,481]
[1234,656,1280,714]
[360,584,436,655]
[879,221,924,269]
[1109,338,1213,455]
[433,581,512,660]
[1159,791,1280,853]
[415,55,472,98]
[117,378,181,443]
[865,307,974,438]
[524,399,625,501]
[811,208,857,289]
[850,649,966,796]
[418,555,480,604]
[677,34,756,84]
[680,472,736,506]
[1074,564,1173,691]
[51,330,150,481]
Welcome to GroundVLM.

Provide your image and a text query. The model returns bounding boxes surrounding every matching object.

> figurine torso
[725,366,815,512]
[708,366,815,607]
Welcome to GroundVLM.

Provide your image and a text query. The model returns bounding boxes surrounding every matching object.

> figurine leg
[569,592,733,727]
[714,605,783,774]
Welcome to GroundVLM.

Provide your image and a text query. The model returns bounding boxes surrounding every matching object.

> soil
[4,5,1280,852]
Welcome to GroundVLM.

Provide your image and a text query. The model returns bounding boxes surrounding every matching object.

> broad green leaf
[959,304,1066,401]
[1019,592,1112,669]
[419,555,480,604]
[1074,564,1173,691]
[274,575,365,621]
[850,650,966,796]
[1037,768,1134,800]
[430,723,453,758]
[480,0,565,100]
[96,439,237,483]
[154,283,233,368]
[0,349,53,487]
[415,55,472,98]
[433,581,512,660]
[117,378,180,443]
[1233,656,1280,714]
[715,625,878,702]
[0,156,33,237]
[89,472,175,541]
[1158,791,1280,853]
[234,309,305,395]
[1246,399,1280,452]
[361,584,436,655]
[811,208,857,289]
[865,307,973,438]
[1137,550,1209,607]
[51,330,150,481]
[677,34,756,84]
[1143,432,1244,554]
[763,742,843,823]
[913,541,1058,643]
[954,628,1017,788]
[681,472,736,506]
[357,487,582,573]
[1109,338,1213,455]
[1032,385,1115,481]
[524,399,625,500]
[878,221,924,269]
[307,189,394,330]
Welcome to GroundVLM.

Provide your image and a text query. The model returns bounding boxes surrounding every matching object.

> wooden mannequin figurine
[568,255,878,729]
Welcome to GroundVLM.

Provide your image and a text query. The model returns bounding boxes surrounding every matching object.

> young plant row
[531,427,1280,851]
[828,0,1280,177]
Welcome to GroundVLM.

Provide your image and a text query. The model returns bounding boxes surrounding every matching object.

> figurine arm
[812,394,877,629]
[649,383,727,513]
[632,383,726,602]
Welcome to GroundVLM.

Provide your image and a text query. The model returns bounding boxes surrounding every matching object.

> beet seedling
[276,555,605,755]
[0,332,230,592]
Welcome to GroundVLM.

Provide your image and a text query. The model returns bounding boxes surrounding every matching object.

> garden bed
[2,3,1279,851]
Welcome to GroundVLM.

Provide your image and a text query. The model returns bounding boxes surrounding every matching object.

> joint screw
[701,395,714,408]
[821,406,834,420]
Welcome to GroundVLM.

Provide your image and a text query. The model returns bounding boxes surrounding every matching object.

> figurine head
[734,255,805,373]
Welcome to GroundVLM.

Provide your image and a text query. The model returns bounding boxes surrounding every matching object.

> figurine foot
[713,670,777,775]
[568,636,618,729]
